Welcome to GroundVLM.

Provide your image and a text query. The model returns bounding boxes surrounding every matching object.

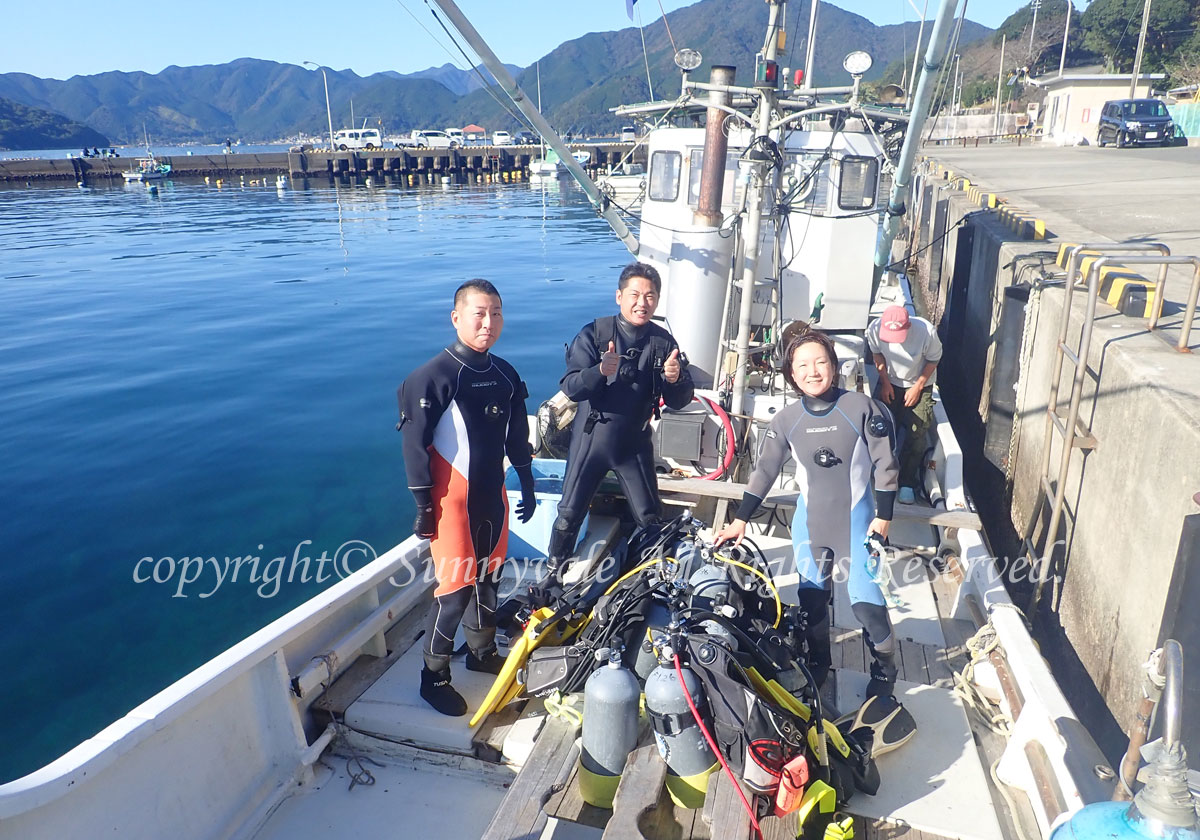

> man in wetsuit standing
[398,279,537,716]
[546,262,694,574]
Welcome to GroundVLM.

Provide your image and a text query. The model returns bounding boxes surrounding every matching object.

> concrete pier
[0,143,643,183]
[908,143,1200,762]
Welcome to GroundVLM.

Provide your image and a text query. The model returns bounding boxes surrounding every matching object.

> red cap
[878,305,911,342]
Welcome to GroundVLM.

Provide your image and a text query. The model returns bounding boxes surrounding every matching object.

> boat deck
[250,508,1038,840]
[479,525,1009,840]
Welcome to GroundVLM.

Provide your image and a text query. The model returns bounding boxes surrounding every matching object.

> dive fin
[836,694,917,758]
[468,606,586,727]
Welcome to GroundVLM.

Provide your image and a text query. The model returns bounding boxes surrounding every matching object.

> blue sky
[4,0,1037,80]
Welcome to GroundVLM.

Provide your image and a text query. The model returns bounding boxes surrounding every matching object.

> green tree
[1080,0,1199,73]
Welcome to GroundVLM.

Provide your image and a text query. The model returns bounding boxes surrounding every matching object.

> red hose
[658,395,737,481]
[672,653,763,840]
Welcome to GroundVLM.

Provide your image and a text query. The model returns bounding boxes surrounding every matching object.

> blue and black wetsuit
[735,386,899,690]
[547,315,694,564]
[398,340,533,671]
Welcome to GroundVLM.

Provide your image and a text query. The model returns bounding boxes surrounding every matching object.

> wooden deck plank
[701,767,752,840]
[897,639,934,687]
[834,626,867,675]
[481,716,578,840]
[602,743,669,840]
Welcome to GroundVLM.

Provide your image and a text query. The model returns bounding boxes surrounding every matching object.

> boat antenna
[635,4,656,100]
[872,0,962,299]
[427,0,640,256]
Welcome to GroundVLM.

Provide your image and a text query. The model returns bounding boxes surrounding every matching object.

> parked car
[332,128,383,150]
[1097,99,1175,148]
[620,125,637,143]
[492,130,512,146]
[403,129,458,149]
[513,131,538,145]
[445,128,464,145]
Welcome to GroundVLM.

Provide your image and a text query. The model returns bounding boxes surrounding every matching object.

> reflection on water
[0,177,629,782]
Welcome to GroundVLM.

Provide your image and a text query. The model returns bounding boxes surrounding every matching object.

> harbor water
[0,174,628,782]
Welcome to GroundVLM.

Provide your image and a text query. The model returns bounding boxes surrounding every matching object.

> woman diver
[714,329,900,700]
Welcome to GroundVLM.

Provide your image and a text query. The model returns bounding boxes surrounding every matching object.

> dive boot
[865,651,898,699]
[420,666,467,717]
[466,647,507,675]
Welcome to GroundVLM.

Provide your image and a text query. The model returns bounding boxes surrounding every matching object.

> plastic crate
[504,459,587,560]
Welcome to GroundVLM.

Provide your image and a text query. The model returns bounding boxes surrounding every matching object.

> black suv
[1097,98,1175,147]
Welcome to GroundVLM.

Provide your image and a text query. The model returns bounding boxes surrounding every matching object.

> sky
[3,0,1035,81]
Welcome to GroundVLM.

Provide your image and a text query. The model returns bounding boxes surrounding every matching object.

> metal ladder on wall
[1024,242,1171,616]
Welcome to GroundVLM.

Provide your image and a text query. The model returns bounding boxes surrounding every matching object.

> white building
[1031,70,1167,144]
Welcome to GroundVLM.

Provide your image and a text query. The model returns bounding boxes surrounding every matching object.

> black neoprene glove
[412,488,436,539]
[515,464,537,524]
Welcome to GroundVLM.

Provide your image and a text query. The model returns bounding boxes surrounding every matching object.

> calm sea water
[0,174,630,782]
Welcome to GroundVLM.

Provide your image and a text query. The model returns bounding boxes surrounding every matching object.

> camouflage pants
[883,385,935,489]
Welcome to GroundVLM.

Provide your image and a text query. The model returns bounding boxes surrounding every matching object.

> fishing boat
[121,156,171,183]
[2,2,1193,840]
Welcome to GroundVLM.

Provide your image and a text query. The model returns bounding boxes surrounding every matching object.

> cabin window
[838,156,879,211]
[648,151,682,202]
[686,149,742,207]
[783,154,831,214]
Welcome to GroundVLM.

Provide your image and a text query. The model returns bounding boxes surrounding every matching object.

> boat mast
[729,0,787,418]
[428,0,640,256]
[872,0,962,296]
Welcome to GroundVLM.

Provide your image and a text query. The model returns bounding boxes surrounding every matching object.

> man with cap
[866,305,943,504]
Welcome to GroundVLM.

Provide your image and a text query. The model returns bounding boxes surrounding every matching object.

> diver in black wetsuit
[546,263,694,572]
[397,279,536,716]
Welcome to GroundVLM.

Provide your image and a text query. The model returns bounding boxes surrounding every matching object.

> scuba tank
[579,647,641,809]
[644,645,719,808]
[1050,640,1198,840]
[631,599,673,680]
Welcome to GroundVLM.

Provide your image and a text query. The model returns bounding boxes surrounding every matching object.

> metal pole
[1058,0,1072,77]
[908,0,930,112]
[994,34,1007,134]
[803,0,820,87]
[731,0,785,418]
[304,62,336,153]
[954,55,961,113]
[1129,0,1153,99]
[427,0,639,256]
[872,0,962,292]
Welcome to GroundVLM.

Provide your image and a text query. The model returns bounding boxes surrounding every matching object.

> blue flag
[626,0,639,20]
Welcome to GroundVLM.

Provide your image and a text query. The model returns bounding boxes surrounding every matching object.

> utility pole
[1129,0,1153,99]
[953,54,962,114]
[1058,0,1073,76]
[1028,0,1041,57]
[994,34,1006,134]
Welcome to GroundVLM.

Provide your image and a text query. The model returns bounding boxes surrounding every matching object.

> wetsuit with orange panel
[399,339,534,671]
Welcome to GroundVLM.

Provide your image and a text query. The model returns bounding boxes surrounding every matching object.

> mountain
[0,96,108,150]
[390,63,524,96]
[0,0,992,144]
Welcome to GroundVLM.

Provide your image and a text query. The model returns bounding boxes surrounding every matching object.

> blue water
[0,174,629,783]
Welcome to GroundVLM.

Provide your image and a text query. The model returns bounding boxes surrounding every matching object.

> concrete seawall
[909,157,1200,761]
[0,144,642,183]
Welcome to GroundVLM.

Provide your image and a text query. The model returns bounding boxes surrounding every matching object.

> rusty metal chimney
[694,65,735,227]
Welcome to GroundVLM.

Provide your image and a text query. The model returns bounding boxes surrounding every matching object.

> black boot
[865,649,898,699]
[797,588,833,689]
[466,647,506,675]
[420,666,467,716]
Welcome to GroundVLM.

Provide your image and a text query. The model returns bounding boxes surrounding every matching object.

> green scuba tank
[644,650,718,808]
[579,648,641,809]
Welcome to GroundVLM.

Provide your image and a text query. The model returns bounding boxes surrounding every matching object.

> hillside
[0,97,108,150]
[0,0,991,144]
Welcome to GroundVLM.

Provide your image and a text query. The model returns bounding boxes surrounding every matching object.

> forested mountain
[0,0,990,145]
[0,97,108,150]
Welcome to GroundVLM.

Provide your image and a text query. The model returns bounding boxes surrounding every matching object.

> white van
[492,130,512,146]
[405,130,456,148]
[332,128,382,151]
[445,128,464,145]
[620,125,637,143]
